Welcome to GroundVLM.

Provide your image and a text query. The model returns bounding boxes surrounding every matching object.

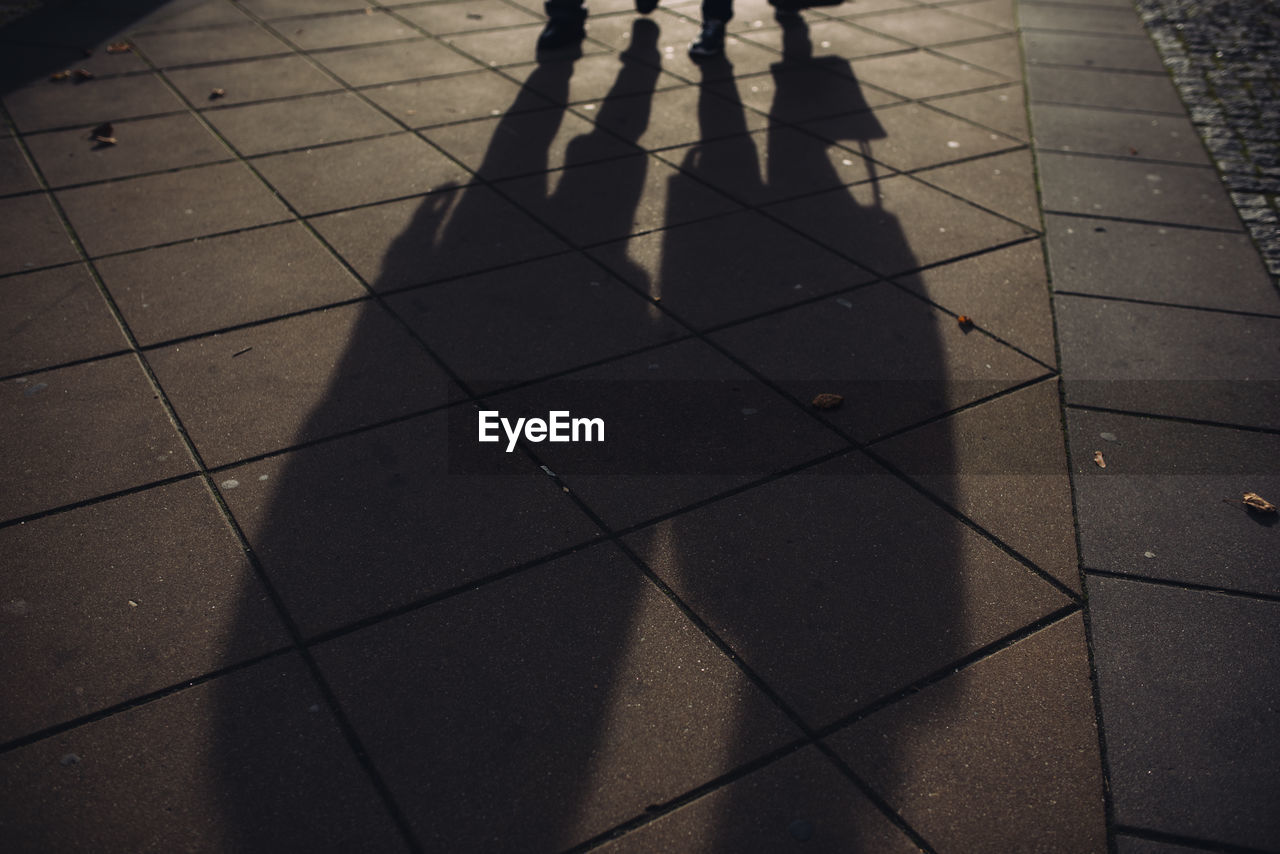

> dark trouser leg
[545,0,586,22]
[701,0,732,22]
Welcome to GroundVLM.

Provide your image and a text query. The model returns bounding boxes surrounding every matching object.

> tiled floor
[1,0,1275,851]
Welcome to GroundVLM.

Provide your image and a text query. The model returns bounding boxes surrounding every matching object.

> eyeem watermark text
[478,410,605,452]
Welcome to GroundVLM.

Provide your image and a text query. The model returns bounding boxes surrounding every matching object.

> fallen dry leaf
[957,315,974,330]
[209,87,226,99]
[90,122,117,145]
[74,68,95,81]
[1128,146,1139,155]
[50,69,72,81]
[812,393,844,410]
[1241,492,1277,513]
[106,42,131,53]
[1093,450,1106,468]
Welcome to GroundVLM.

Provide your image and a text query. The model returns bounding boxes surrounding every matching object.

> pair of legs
[538,0,659,50]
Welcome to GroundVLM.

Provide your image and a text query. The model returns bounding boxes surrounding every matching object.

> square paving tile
[203,91,402,156]
[165,54,344,106]
[310,185,566,291]
[1056,295,1280,428]
[240,0,370,18]
[2,73,185,132]
[0,263,128,375]
[497,153,739,248]
[507,49,687,106]
[129,24,292,67]
[0,478,287,743]
[893,238,1056,365]
[855,7,1006,45]
[1030,104,1211,165]
[0,42,151,86]
[220,410,601,633]
[624,453,1071,725]
[24,112,229,188]
[1019,3,1146,35]
[0,193,81,274]
[148,302,450,467]
[361,68,545,127]
[595,747,920,852]
[849,49,1008,99]
[277,8,422,50]
[95,222,365,345]
[762,174,1033,279]
[871,379,1079,591]
[396,0,543,34]
[253,132,472,214]
[314,545,799,851]
[1044,215,1280,313]
[915,148,1039,229]
[0,355,192,522]
[726,60,901,123]
[588,208,876,330]
[1022,30,1164,74]
[442,22,609,66]
[1036,152,1242,230]
[0,134,41,195]
[1089,577,1280,850]
[711,282,1049,441]
[1066,410,1280,596]
[830,614,1105,853]
[737,18,912,58]
[1025,66,1185,113]
[928,83,1028,141]
[0,655,407,851]
[853,101,1021,172]
[929,0,1017,27]
[127,0,255,33]
[310,38,484,86]
[934,33,1024,79]
[386,253,684,388]
[423,108,635,180]
[584,84,770,152]
[56,161,291,256]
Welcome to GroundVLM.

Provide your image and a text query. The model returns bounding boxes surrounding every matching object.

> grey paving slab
[1066,409,1280,596]
[852,101,1021,172]
[928,83,1029,141]
[252,132,471,214]
[830,614,1105,853]
[129,23,292,67]
[0,193,80,274]
[1019,2,1147,36]
[203,91,402,156]
[584,84,770,152]
[915,148,1040,229]
[442,21,610,66]
[0,134,40,195]
[272,8,422,50]
[126,0,255,33]
[165,54,344,107]
[96,222,364,345]
[55,161,291,256]
[484,337,847,528]
[595,747,920,853]
[849,49,1009,99]
[239,0,369,18]
[1022,31,1165,73]
[854,7,1007,45]
[0,355,192,522]
[587,208,877,330]
[0,478,287,743]
[148,302,450,467]
[893,237,1056,365]
[0,655,407,852]
[310,38,484,87]
[930,33,1025,79]
[725,60,902,123]
[1044,214,1280,313]
[0,43,151,89]
[310,185,566,291]
[1030,103,1212,165]
[220,410,601,634]
[1056,294,1280,428]
[386,253,684,388]
[24,112,229,188]
[314,544,798,853]
[873,379,1079,590]
[506,49,687,106]
[624,453,1070,726]
[0,264,128,376]
[2,73,185,133]
[361,68,547,128]
[713,282,1049,442]
[1025,66,1185,113]
[931,0,1017,28]
[736,17,913,58]
[1089,577,1280,850]
[1114,836,1213,854]
[1037,152,1243,230]
[762,174,1033,280]
[395,0,543,35]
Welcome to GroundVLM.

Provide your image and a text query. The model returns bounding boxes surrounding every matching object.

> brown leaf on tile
[1092,450,1106,468]
[50,69,72,81]
[1128,146,1139,155]
[106,42,131,54]
[209,88,226,100]
[957,314,974,331]
[90,122,117,145]
[811,393,844,410]
[74,68,95,81]
[1241,492,1277,513]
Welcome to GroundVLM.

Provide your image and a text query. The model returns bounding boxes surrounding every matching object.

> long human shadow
[215,17,968,854]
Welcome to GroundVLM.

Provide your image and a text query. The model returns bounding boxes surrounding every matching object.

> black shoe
[635,0,658,13]
[537,16,585,50]
[688,19,726,58]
